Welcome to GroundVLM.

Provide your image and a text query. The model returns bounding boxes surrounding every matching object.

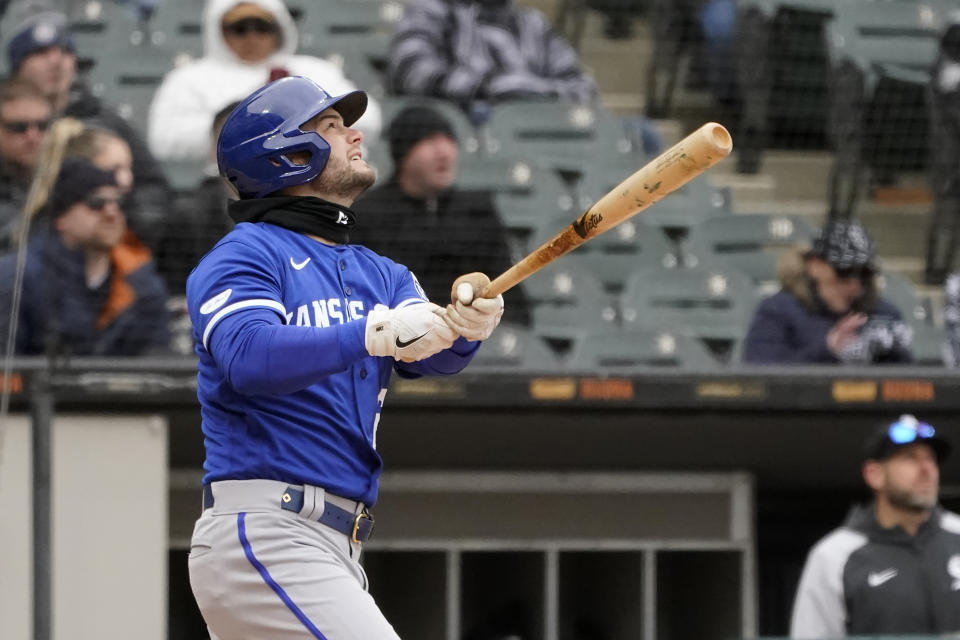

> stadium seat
[467,323,562,372]
[875,270,935,328]
[734,0,837,170]
[910,324,948,367]
[494,171,578,235]
[527,216,679,292]
[520,260,619,342]
[619,264,758,360]
[456,156,542,194]
[565,328,722,372]
[84,41,185,132]
[143,0,204,56]
[825,0,944,217]
[480,100,613,174]
[293,0,401,72]
[683,213,817,293]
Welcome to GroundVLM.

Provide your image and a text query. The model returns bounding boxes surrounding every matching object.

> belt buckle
[351,510,373,543]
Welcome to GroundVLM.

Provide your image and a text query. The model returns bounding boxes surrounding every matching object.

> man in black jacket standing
[790,414,960,638]
[352,105,530,326]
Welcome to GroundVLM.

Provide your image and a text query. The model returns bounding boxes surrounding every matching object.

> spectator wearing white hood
[147,0,382,161]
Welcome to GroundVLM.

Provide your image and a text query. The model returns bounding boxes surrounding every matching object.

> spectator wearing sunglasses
[0,77,52,250]
[790,415,960,638]
[742,219,912,364]
[4,0,172,250]
[0,156,170,355]
[147,0,382,162]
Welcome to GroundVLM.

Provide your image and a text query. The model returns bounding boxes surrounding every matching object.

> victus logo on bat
[572,211,603,239]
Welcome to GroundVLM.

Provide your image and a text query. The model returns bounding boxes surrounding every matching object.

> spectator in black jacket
[742,219,912,364]
[0,156,170,355]
[5,0,172,250]
[790,414,960,638]
[352,105,530,325]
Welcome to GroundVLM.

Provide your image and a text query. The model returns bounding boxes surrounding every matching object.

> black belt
[202,484,374,543]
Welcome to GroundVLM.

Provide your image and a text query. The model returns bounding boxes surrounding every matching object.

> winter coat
[388,0,597,106]
[146,0,382,161]
[0,230,171,355]
[742,248,912,364]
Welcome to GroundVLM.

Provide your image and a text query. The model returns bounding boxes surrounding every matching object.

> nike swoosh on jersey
[290,257,311,270]
[395,332,429,349]
[867,568,898,587]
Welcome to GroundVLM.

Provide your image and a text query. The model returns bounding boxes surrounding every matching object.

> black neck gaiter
[228,195,357,244]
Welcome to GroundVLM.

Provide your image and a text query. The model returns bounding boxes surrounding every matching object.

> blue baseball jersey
[187,222,476,505]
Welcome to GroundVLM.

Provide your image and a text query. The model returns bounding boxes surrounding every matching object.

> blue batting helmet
[217,76,367,199]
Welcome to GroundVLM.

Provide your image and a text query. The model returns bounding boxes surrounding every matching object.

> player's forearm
[211,314,367,395]
[396,337,479,378]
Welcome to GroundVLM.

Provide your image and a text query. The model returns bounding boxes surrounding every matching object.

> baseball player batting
[185,76,504,640]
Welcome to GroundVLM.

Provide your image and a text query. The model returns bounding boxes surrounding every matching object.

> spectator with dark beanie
[0,156,170,355]
[352,105,530,325]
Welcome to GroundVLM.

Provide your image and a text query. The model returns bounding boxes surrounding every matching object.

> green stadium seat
[521,260,619,342]
[910,324,947,367]
[480,100,613,174]
[619,265,758,360]
[527,216,679,292]
[565,328,722,372]
[875,270,935,328]
[824,0,946,216]
[494,171,577,235]
[467,323,562,372]
[683,213,817,292]
[145,0,204,57]
[456,156,542,194]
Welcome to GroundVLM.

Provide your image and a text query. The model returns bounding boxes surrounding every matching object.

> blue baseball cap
[7,10,75,71]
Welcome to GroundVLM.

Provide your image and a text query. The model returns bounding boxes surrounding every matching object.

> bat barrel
[482,122,733,299]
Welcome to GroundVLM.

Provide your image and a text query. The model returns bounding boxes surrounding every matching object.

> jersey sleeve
[187,238,287,352]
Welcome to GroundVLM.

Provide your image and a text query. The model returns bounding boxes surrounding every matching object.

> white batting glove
[444,284,504,342]
[365,303,458,362]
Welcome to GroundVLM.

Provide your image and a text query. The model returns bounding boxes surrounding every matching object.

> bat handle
[451,272,493,305]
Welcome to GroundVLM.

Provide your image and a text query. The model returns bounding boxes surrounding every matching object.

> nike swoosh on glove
[365,303,458,362]
[444,295,504,341]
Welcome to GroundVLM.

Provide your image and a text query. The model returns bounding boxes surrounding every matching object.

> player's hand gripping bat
[452,122,733,305]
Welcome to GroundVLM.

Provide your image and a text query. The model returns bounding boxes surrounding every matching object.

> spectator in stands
[790,414,960,638]
[352,105,530,325]
[0,156,170,355]
[5,0,172,249]
[0,77,52,251]
[742,219,912,364]
[388,0,598,115]
[147,0,382,162]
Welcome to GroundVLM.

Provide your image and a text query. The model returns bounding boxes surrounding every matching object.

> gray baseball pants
[188,479,401,640]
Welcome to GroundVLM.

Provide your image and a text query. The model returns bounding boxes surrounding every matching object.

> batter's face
[17,46,76,99]
[0,96,52,170]
[865,443,940,512]
[399,133,459,197]
[55,185,127,251]
[302,108,376,203]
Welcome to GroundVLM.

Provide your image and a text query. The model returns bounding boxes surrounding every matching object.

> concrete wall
[0,414,168,640]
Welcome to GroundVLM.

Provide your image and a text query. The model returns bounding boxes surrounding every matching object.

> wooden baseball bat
[464,122,732,301]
